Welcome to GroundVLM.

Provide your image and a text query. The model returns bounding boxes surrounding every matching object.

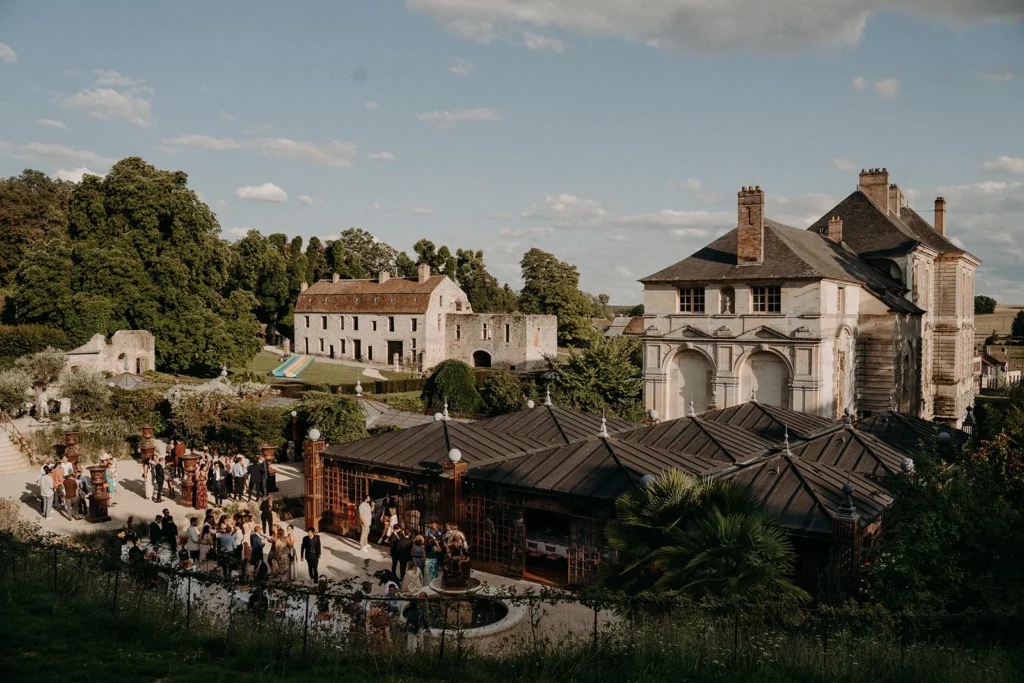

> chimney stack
[827,216,843,243]
[332,273,340,284]
[736,186,765,265]
[887,183,904,216]
[418,262,431,284]
[300,281,308,292]
[934,196,946,235]
[379,271,390,284]
[858,168,890,214]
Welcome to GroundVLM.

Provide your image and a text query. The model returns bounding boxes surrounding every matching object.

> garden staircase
[0,416,35,476]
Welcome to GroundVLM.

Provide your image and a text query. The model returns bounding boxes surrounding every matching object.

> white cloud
[55,167,104,183]
[235,183,288,203]
[522,31,565,52]
[367,203,434,215]
[852,76,867,89]
[0,142,114,169]
[520,191,730,235]
[523,193,610,222]
[93,69,147,90]
[297,195,314,205]
[219,108,234,121]
[768,192,840,227]
[979,156,1024,174]
[416,107,502,129]
[672,177,720,203]
[225,227,252,240]
[982,69,1014,82]
[614,264,633,277]
[873,78,900,98]
[831,158,858,172]
[0,41,16,63]
[364,101,379,110]
[406,1,1023,53]
[60,88,153,126]
[618,209,722,233]
[36,119,66,130]
[449,58,473,75]
[163,134,359,167]
[367,151,395,161]
[499,225,556,237]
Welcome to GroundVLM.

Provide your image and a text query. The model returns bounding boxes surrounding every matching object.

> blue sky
[1,1,1022,303]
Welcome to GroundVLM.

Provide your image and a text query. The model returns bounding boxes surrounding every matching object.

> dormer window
[678,287,705,313]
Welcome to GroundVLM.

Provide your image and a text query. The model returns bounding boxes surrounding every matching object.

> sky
[0,1,1022,304]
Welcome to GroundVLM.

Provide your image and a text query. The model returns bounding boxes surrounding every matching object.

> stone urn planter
[64,430,80,469]
[260,444,278,493]
[86,465,110,523]
[180,454,201,508]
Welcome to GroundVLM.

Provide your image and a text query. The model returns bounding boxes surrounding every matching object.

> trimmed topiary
[422,360,484,415]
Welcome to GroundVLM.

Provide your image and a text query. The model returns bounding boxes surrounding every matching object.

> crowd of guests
[140,440,276,509]
[35,452,118,520]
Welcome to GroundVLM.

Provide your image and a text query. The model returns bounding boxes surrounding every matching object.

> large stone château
[640,168,978,427]
[294,263,557,373]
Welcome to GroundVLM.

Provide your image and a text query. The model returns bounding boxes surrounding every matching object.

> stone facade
[65,330,156,375]
[641,168,978,427]
[295,264,557,373]
[444,313,557,372]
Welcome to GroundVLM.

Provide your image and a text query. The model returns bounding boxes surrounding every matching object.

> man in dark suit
[300,528,321,584]
[153,459,165,503]
[162,516,178,551]
[250,528,265,573]
[391,528,414,580]
[248,458,266,502]
[149,515,163,546]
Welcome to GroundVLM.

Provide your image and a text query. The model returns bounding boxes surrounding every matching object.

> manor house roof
[295,275,448,314]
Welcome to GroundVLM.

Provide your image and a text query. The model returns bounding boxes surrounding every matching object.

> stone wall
[65,330,156,375]
[443,313,557,373]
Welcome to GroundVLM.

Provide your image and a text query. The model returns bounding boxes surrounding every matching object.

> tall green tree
[305,236,327,282]
[338,227,398,275]
[4,158,262,374]
[229,230,291,326]
[519,248,595,345]
[1012,311,1024,338]
[0,170,72,282]
[974,295,997,316]
[553,335,644,420]
[413,241,517,313]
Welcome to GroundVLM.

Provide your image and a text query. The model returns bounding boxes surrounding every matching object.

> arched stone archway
[667,349,713,419]
[739,351,790,408]
[472,350,492,368]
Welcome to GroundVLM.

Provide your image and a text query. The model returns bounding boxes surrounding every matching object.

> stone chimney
[736,186,765,265]
[934,196,946,235]
[300,281,308,292]
[379,271,390,284]
[888,184,904,214]
[332,273,340,283]
[418,262,431,284]
[858,168,890,214]
[827,216,843,243]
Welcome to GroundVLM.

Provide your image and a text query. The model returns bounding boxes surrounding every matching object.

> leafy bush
[377,393,425,413]
[216,400,286,456]
[296,391,367,445]
[28,419,135,465]
[108,386,169,435]
[0,325,70,369]
[0,369,30,415]
[421,360,484,414]
[15,347,66,387]
[368,424,402,437]
[482,369,528,416]
[229,369,267,384]
[553,336,644,421]
[975,295,997,315]
[58,368,109,415]
[165,381,239,445]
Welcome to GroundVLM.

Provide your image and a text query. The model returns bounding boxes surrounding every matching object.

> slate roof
[854,411,969,455]
[788,426,907,478]
[641,219,920,315]
[618,416,774,464]
[108,372,150,390]
[466,436,721,501]
[806,191,967,259]
[715,453,894,535]
[475,404,639,446]
[323,419,553,473]
[295,275,447,314]
[701,402,838,442]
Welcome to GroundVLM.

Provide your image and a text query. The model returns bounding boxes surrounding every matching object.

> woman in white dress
[143,457,154,501]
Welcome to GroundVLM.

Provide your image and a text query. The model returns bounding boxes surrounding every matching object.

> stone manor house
[641,168,978,427]
[295,263,557,373]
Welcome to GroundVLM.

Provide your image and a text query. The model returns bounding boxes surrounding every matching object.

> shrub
[0,325,70,370]
[229,369,267,384]
[216,400,286,457]
[296,391,367,445]
[0,369,31,415]
[58,368,109,415]
[368,424,402,436]
[15,347,67,387]
[377,393,425,413]
[482,369,528,416]
[421,360,484,415]
[108,386,169,435]
[27,419,135,465]
[974,295,997,315]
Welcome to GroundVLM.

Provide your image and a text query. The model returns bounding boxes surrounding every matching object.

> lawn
[240,351,398,385]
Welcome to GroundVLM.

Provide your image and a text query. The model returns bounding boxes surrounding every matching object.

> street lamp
[448,448,462,463]
[308,427,321,442]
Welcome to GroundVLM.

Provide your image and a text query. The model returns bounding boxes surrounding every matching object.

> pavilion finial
[598,413,609,439]
[842,407,852,427]
[688,398,696,418]
[837,481,859,520]
[442,401,450,421]
[544,386,552,406]
[782,425,792,456]
[750,387,756,402]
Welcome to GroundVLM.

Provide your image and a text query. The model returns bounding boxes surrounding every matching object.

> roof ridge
[784,454,834,521]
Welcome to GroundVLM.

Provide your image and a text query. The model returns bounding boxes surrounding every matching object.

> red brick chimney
[934,197,946,235]
[858,168,890,214]
[827,216,843,243]
[737,186,765,265]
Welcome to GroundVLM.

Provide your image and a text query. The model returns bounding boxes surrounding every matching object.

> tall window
[371,320,378,332]
[318,338,324,352]
[837,287,846,314]
[456,325,461,341]
[321,316,328,330]
[481,323,488,340]
[752,285,782,313]
[678,287,706,313]
[411,318,418,332]
[353,316,359,331]
[388,316,395,332]
[505,324,511,343]
[411,337,417,350]
[340,340,346,354]
[340,316,345,331]
[304,316,310,328]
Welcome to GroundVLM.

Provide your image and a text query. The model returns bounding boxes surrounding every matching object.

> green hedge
[0,325,70,369]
